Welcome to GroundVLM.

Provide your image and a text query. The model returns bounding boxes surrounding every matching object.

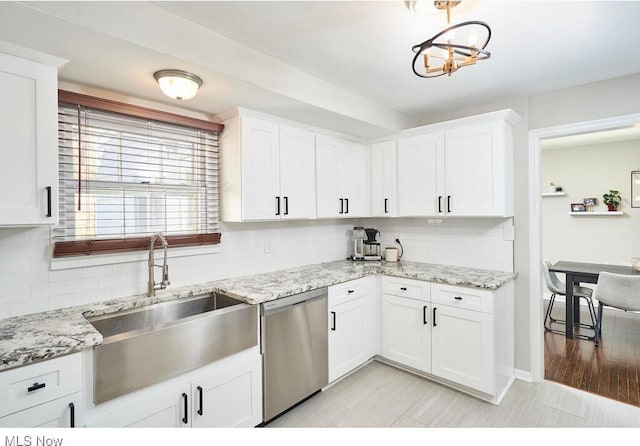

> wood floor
[544,300,640,407]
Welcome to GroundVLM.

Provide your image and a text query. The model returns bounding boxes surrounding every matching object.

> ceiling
[1,1,640,139]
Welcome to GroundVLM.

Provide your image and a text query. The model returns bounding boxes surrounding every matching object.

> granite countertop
[0,259,516,372]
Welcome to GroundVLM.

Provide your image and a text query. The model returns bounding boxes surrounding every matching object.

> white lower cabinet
[328,277,379,383]
[0,392,83,428]
[382,294,431,373]
[431,304,494,394]
[0,352,83,428]
[86,347,262,428]
[381,277,514,404]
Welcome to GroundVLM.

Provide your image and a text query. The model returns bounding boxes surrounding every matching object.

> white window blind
[54,99,220,257]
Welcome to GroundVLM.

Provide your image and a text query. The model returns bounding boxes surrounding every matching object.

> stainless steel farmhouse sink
[86,292,258,404]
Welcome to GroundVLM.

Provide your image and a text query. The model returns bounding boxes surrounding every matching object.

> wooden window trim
[55,91,222,258]
[58,90,224,133]
[53,233,221,258]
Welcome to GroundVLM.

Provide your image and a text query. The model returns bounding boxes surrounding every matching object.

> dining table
[549,261,638,339]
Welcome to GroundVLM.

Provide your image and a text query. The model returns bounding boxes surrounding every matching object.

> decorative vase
[606,203,618,211]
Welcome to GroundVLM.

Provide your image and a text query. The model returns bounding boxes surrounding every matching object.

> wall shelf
[542,192,566,197]
[569,211,624,216]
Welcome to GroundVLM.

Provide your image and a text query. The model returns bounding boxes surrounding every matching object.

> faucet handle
[162,264,170,286]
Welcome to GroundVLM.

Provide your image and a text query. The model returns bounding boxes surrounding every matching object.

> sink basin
[86,292,258,404]
[88,292,243,341]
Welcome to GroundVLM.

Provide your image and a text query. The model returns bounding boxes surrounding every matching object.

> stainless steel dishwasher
[261,287,328,423]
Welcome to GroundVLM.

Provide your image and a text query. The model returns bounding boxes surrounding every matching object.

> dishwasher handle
[261,287,328,316]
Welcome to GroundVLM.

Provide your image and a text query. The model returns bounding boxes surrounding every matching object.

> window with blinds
[53,92,221,257]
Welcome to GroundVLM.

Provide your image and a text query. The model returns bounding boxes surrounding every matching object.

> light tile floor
[266,360,640,429]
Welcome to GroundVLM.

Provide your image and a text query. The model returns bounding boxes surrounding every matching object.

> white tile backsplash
[0,217,513,317]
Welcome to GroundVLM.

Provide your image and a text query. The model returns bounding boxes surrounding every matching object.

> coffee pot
[351,226,365,260]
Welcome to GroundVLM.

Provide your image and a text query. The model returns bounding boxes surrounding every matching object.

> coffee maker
[363,228,382,260]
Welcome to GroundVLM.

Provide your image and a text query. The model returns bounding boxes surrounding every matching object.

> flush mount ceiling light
[153,69,203,100]
[409,1,491,78]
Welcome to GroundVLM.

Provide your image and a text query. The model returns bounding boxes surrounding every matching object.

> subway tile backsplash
[0,218,513,317]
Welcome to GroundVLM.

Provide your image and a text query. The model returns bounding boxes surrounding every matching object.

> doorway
[528,113,640,404]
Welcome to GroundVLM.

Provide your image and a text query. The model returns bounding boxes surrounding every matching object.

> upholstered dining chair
[594,272,640,346]
[543,261,598,340]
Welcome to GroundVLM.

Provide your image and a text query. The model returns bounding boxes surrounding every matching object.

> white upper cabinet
[0,51,59,226]
[316,134,370,218]
[370,140,397,217]
[397,110,519,218]
[397,132,445,217]
[444,120,512,216]
[221,114,316,221]
[279,125,316,220]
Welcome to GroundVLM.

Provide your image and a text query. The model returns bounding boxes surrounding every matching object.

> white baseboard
[515,368,535,383]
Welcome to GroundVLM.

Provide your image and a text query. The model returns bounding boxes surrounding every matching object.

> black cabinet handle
[447,195,451,213]
[330,311,336,331]
[182,392,188,425]
[347,289,354,294]
[400,287,407,291]
[275,196,281,216]
[423,305,428,325]
[454,296,463,300]
[27,382,46,392]
[284,196,289,216]
[197,386,204,416]
[384,198,388,214]
[46,186,52,218]
[339,198,344,214]
[69,402,75,428]
[433,307,437,327]
[438,196,442,213]
[345,198,349,214]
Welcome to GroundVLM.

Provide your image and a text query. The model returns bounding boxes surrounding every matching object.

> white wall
[0,220,355,318]
[0,216,514,318]
[371,218,514,272]
[542,139,640,265]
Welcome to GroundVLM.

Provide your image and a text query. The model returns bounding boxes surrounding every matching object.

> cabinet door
[0,52,58,225]
[431,304,494,394]
[328,295,368,383]
[382,294,431,373]
[240,116,280,220]
[279,125,316,219]
[315,134,341,218]
[87,382,191,428]
[370,141,397,217]
[0,393,82,428]
[191,351,262,428]
[338,141,370,217]
[444,121,508,216]
[397,132,445,216]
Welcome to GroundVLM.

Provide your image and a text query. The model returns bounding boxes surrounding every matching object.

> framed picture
[571,203,586,212]
[583,197,597,206]
[632,171,640,208]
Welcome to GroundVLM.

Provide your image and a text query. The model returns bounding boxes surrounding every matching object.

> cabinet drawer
[0,353,82,418]
[382,277,430,301]
[328,277,370,306]
[431,284,494,313]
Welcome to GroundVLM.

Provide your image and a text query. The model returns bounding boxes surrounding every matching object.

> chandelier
[409,1,492,78]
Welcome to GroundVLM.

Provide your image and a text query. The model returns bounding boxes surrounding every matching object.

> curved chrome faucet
[148,232,170,297]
